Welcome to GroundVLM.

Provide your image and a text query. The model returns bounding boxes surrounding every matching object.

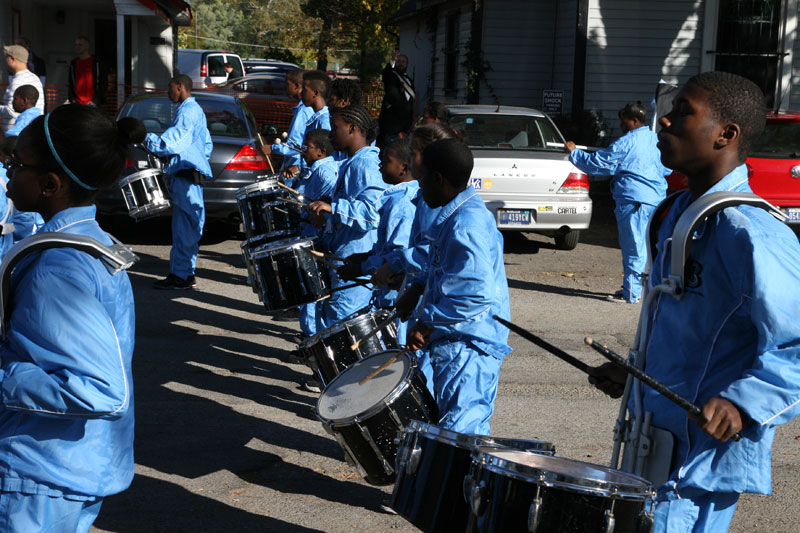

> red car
[666,111,800,227]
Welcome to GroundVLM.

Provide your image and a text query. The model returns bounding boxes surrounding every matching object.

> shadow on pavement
[507,277,610,301]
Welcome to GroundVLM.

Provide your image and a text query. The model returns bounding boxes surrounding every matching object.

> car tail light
[201,63,207,78]
[557,171,590,194]
[225,144,269,170]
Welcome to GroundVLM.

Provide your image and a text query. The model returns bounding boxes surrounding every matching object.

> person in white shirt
[2,45,44,132]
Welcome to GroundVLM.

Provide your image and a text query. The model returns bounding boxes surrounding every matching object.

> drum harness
[612,191,786,485]
[0,232,139,341]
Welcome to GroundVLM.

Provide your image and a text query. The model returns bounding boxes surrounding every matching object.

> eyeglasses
[2,155,46,173]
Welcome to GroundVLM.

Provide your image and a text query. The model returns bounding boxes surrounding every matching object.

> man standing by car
[68,36,107,107]
[147,74,213,290]
[1,45,44,132]
[377,49,415,148]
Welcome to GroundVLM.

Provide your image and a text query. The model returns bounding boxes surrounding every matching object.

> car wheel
[554,230,580,250]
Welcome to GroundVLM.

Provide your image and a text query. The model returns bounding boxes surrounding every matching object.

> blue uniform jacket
[385,193,442,285]
[644,165,800,495]
[4,107,42,137]
[297,156,338,238]
[145,96,213,179]
[415,186,512,358]
[271,101,313,170]
[0,205,136,498]
[570,126,669,206]
[323,146,387,257]
[306,106,330,133]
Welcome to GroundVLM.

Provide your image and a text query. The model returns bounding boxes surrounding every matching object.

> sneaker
[153,274,196,290]
[605,293,627,303]
[301,379,322,393]
[273,307,300,322]
[287,349,305,365]
[379,498,397,515]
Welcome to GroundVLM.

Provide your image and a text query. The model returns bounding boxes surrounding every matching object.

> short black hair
[304,128,333,155]
[332,105,378,143]
[618,101,646,123]
[14,84,39,106]
[423,101,449,122]
[422,138,473,189]
[286,69,305,84]
[410,122,455,153]
[384,138,411,164]
[330,79,362,106]
[171,74,193,92]
[687,71,766,161]
[303,70,331,98]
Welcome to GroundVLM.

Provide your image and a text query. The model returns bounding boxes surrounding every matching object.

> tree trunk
[316,18,331,72]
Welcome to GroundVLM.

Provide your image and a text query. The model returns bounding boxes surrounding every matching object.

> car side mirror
[262,123,279,137]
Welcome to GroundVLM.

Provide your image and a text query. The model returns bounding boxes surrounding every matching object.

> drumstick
[350,311,399,351]
[584,337,742,442]
[277,181,303,197]
[358,348,411,386]
[257,133,276,173]
[309,250,347,262]
[282,197,309,209]
[493,315,590,373]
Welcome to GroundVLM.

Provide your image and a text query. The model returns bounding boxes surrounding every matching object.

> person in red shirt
[67,36,106,107]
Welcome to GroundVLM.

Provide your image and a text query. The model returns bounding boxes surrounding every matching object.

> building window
[714,0,783,107]
[444,11,459,97]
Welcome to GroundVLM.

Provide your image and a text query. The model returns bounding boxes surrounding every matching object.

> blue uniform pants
[614,200,657,303]
[316,267,372,331]
[299,302,317,338]
[0,492,103,533]
[169,174,205,279]
[653,487,739,532]
[428,340,503,435]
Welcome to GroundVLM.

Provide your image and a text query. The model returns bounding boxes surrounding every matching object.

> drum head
[317,350,411,423]
[236,179,279,199]
[121,167,161,186]
[325,308,391,336]
[478,448,652,498]
[254,236,315,256]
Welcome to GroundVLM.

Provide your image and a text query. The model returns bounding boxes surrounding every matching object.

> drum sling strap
[0,180,16,235]
[0,232,139,340]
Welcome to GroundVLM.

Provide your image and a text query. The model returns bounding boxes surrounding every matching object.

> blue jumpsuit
[413,186,511,435]
[145,96,213,280]
[295,156,338,337]
[360,180,419,342]
[0,205,136,532]
[4,107,42,137]
[641,166,800,531]
[317,146,386,331]
[270,101,313,171]
[570,126,669,302]
[305,106,330,134]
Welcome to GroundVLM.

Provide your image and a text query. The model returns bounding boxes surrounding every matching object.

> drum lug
[527,482,543,533]
[358,423,394,475]
[604,498,617,533]
[463,475,486,517]
[406,442,422,476]
[638,498,655,533]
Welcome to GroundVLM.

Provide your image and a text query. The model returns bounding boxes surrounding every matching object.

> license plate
[498,209,531,225]
[782,207,800,222]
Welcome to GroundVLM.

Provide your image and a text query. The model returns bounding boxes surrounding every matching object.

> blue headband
[43,113,97,191]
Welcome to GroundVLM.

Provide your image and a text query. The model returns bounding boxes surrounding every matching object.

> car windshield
[120,96,251,138]
[450,113,565,151]
[750,121,800,159]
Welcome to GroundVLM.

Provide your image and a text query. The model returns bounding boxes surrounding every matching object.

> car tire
[554,230,580,250]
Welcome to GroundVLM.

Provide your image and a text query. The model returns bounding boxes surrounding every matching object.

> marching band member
[0,105,141,532]
[589,72,800,532]
[262,69,311,179]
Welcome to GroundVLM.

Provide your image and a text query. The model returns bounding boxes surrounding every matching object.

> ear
[716,122,740,148]
[39,171,66,198]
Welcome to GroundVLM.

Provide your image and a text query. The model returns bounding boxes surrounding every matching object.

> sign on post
[542,90,563,117]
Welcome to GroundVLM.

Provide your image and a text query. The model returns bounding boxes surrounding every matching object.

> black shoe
[301,379,322,393]
[287,349,305,365]
[379,498,397,515]
[273,307,300,322]
[153,274,196,290]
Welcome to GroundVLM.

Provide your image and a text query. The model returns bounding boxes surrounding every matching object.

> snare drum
[391,421,555,532]
[316,350,439,486]
[236,179,303,242]
[119,168,171,220]
[251,236,330,311]
[299,309,399,386]
[464,449,655,533]
[240,239,263,300]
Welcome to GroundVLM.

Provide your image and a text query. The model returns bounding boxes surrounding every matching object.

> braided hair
[332,104,379,143]
[330,79,362,107]
[687,71,766,161]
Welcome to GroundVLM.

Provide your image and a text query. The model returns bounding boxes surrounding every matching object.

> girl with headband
[0,104,144,532]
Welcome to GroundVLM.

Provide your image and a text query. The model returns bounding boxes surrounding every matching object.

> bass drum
[464,448,656,533]
[391,421,555,532]
[316,350,439,486]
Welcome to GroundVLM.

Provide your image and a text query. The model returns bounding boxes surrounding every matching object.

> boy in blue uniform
[262,69,311,178]
[147,74,213,290]
[301,71,331,134]
[589,72,800,532]
[399,138,511,435]
[338,138,417,342]
[5,85,42,138]
[567,102,670,303]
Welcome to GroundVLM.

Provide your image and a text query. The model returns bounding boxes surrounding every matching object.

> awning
[135,0,192,26]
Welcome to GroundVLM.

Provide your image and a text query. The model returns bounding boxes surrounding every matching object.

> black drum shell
[391,426,555,533]
[465,457,650,533]
[237,183,303,242]
[303,310,399,386]
[252,238,330,311]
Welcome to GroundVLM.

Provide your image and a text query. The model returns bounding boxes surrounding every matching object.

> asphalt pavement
[89,215,800,533]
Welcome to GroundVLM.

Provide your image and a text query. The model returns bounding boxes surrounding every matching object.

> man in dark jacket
[68,36,107,106]
[377,49,415,148]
